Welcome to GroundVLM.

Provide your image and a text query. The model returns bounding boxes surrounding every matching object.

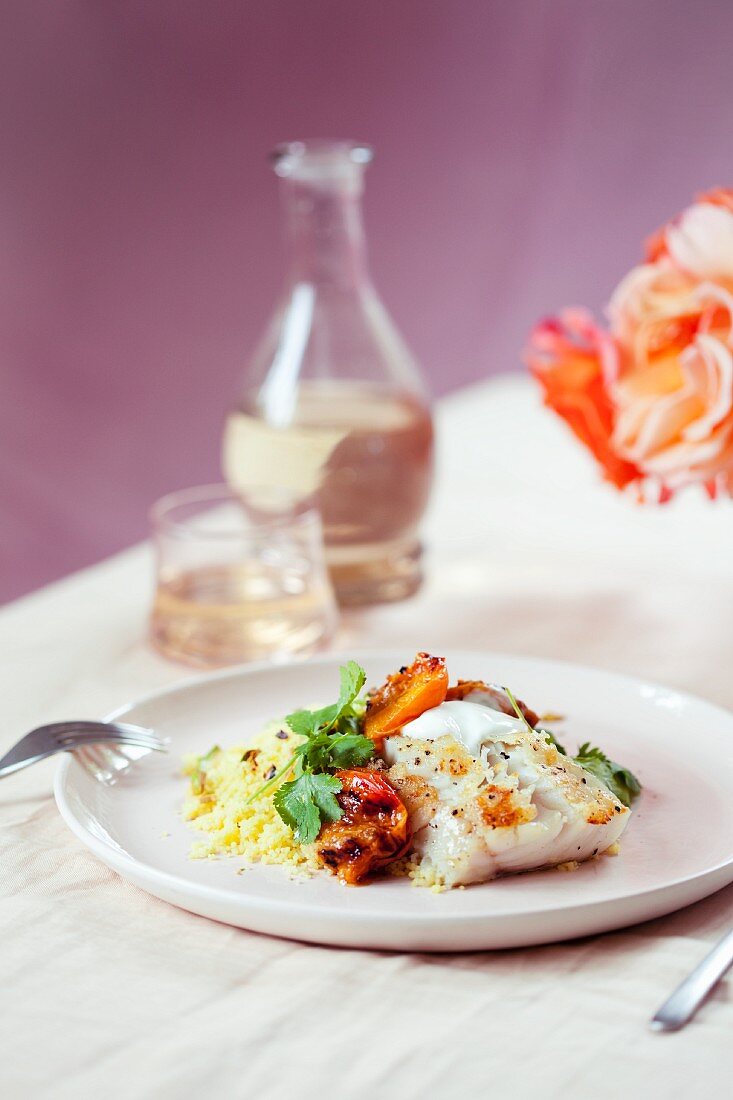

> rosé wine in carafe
[223,141,434,605]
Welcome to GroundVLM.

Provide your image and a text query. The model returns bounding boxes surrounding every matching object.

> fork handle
[0,750,60,778]
[650,928,733,1032]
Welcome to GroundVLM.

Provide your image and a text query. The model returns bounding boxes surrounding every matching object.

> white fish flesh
[381,700,630,888]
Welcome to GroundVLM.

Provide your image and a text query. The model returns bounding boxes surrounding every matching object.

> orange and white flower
[527,188,733,497]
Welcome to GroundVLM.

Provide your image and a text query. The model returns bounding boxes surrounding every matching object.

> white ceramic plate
[55,650,733,951]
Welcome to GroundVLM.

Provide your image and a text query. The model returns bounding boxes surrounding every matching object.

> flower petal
[680,334,733,443]
[665,202,733,280]
[526,311,639,488]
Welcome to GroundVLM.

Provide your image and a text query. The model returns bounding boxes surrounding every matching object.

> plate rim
[54,648,733,930]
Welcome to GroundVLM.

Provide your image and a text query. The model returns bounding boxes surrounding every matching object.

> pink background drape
[2,1,732,601]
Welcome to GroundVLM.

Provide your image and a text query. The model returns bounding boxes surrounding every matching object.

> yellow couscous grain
[182,719,321,876]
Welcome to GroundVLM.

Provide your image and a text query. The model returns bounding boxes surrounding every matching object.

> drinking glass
[149,484,338,667]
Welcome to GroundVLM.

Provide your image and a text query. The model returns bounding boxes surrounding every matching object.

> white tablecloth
[2,376,732,1098]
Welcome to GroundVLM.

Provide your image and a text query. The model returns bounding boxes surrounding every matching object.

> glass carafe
[223,140,434,606]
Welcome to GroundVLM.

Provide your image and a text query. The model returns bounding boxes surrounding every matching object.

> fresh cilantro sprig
[503,686,641,807]
[273,772,342,843]
[245,661,375,844]
[573,743,641,807]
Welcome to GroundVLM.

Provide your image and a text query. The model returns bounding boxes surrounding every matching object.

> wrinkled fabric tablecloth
[2,376,732,1098]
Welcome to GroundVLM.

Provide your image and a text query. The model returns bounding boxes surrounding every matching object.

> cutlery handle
[650,928,733,1032]
[0,750,57,778]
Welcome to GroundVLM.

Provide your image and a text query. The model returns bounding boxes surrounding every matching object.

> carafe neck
[272,142,372,290]
[281,178,367,288]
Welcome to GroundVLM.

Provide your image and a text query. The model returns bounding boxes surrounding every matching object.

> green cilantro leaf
[574,742,641,807]
[273,773,343,844]
[332,713,362,737]
[248,661,373,844]
[285,661,365,740]
[293,732,335,773]
[290,729,375,773]
[337,660,367,713]
[308,772,343,820]
[285,709,322,738]
[308,703,342,730]
[273,780,321,843]
[326,732,375,768]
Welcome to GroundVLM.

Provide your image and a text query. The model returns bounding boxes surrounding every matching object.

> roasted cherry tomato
[316,769,411,885]
[363,652,448,745]
[445,680,539,728]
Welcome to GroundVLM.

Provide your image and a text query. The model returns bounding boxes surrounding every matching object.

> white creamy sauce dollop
[396,700,526,758]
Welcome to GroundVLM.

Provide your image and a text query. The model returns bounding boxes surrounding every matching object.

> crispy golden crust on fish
[477,786,537,830]
[383,723,630,888]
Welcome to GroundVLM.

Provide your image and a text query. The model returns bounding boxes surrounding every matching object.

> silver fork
[0,721,167,779]
[650,927,733,1032]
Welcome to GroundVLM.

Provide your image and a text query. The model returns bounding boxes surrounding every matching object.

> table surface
[3,375,732,1098]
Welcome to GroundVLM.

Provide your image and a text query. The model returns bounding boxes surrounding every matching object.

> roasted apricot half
[363,652,449,745]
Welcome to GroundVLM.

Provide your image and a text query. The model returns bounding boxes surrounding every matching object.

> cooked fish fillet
[382,709,630,888]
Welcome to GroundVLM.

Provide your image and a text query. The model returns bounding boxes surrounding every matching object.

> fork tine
[115,734,166,752]
[113,734,166,751]
[55,729,165,747]
[81,744,120,784]
[107,727,159,744]
[46,720,155,740]
[112,721,157,737]
[59,730,162,748]
[67,734,167,752]
[45,721,104,736]
[108,735,166,752]
[78,743,153,785]
[77,745,113,784]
